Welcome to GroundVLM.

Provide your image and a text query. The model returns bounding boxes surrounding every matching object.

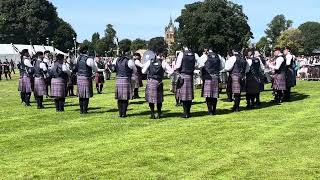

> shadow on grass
[130,101,146,105]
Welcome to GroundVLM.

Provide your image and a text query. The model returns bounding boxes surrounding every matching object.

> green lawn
[0,74,320,179]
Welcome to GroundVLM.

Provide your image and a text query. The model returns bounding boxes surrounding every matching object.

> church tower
[165,16,175,46]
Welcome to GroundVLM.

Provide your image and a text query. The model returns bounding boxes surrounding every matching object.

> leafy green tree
[148,37,167,55]
[0,0,76,51]
[119,39,132,52]
[256,36,272,56]
[176,0,252,55]
[131,38,147,52]
[275,29,304,55]
[52,18,76,52]
[265,14,293,45]
[298,22,320,55]
[104,24,117,51]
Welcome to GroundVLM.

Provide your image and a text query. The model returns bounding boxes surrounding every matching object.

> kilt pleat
[77,76,93,98]
[231,73,242,94]
[202,77,219,98]
[115,77,132,100]
[273,72,287,91]
[177,74,194,101]
[18,75,32,93]
[34,77,47,96]
[51,78,66,98]
[145,79,164,104]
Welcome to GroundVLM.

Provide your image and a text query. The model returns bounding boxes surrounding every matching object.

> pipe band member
[34,51,48,109]
[51,54,70,112]
[18,49,34,106]
[114,47,137,118]
[142,51,174,119]
[225,48,247,112]
[174,46,200,118]
[199,48,224,115]
[269,47,287,104]
[75,45,97,114]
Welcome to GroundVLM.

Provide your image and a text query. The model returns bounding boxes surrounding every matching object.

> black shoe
[150,114,156,119]
[232,107,239,112]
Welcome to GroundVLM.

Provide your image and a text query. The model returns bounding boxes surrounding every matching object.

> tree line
[256,14,320,56]
[0,0,319,56]
[0,0,76,52]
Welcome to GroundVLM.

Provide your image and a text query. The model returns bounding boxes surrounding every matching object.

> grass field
[0,73,320,179]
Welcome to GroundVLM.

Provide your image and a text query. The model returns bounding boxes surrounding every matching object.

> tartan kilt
[231,73,242,94]
[115,77,132,100]
[77,76,93,98]
[202,77,219,98]
[286,68,296,88]
[34,77,47,96]
[273,72,287,91]
[18,75,32,93]
[95,72,105,84]
[177,74,194,101]
[246,74,260,94]
[145,79,164,104]
[51,78,66,98]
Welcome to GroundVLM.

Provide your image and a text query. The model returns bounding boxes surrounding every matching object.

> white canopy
[0,44,67,64]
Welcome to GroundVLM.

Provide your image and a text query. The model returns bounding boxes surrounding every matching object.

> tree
[91,32,100,45]
[104,24,117,51]
[275,29,304,55]
[131,38,147,52]
[0,0,76,51]
[52,18,76,52]
[119,39,132,52]
[256,36,272,56]
[148,37,167,55]
[298,22,320,55]
[176,0,252,55]
[265,14,293,45]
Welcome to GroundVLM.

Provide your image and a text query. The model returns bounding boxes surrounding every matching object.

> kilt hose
[246,74,260,95]
[202,76,219,99]
[177,74,194,101]
[273,72,287,91]
[51,78,66,98]
[115,77,132,100]
[34,77,47,96]
[18,75,32,93]
[77,76,93,99]
[145,79,164,104]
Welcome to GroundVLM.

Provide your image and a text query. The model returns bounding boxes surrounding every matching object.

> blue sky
[49,0,320,42]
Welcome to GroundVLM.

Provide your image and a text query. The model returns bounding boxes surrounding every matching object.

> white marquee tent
[0,44,67,64]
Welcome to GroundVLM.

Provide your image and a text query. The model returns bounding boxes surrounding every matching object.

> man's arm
[87,58,98,73]
[128,59,137,74]
[173,52,184,71]
[142,60,150,74]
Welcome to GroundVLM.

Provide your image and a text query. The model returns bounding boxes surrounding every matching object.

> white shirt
[270,54,285,70]
[135,59,144,68]
[174,51,200,71]
[286,53,295,66]
[198,53,225,71]
[38,59,47,72]
[23,57,33,68]
[225,56,237,71]
[142,58,174,75]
